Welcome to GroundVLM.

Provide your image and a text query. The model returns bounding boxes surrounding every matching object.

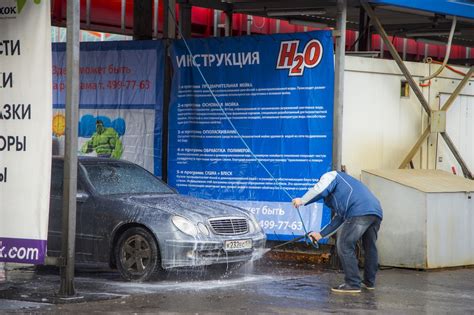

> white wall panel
[343,57,429,177]
[343,56,474,179]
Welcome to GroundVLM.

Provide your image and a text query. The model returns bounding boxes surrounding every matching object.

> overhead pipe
[421,16,457,81]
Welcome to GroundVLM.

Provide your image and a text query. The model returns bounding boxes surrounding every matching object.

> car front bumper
[161,234,266,269]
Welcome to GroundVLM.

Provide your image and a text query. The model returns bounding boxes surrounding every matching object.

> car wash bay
[1,0,474,311]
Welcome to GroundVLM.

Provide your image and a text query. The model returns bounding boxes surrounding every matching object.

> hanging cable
[418,57,474,88]
[420,16,457,82]
[167,8,317,247]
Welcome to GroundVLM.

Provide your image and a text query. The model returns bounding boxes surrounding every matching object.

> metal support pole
[134,0,153,40]
[213,9,220,37]
[163,0,176,39]
[121,0,126,33]
[154,0,159,38]
[224,10,233,37]
[59,0,80,297]
[247,15,252,35]
[162,0,176,183]
[379,38,384,58]
[86,0,91,28]
[276,19,280,33]
[362,2,431,117]
[179,3,192,39]
[333,0,347,171]
[402,38,407,60]
[358,6,370,51]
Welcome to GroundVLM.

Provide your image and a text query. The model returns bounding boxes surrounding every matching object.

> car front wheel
[115,227,161,281]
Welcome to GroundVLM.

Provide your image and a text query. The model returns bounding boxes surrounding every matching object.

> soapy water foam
[76,271,281,294]
[73,249,277,294]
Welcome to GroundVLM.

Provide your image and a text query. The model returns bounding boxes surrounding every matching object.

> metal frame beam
[361,2,431,117]
[363,1,473,179]
[440,67,474,111]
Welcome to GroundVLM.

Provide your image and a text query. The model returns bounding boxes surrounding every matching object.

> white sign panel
[0,0,52,264]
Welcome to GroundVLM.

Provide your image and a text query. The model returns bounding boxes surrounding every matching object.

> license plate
[224,239,252,251]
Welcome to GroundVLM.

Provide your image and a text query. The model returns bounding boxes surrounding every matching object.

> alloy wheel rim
[120,234,152,274]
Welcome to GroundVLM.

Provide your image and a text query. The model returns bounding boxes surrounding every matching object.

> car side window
[50,164,64,197]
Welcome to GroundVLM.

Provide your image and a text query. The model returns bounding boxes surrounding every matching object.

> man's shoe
[361,282,375,290]
[331,284,361,293]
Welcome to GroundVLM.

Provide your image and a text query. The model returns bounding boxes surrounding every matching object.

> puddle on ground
[74,260,286,294]
[77,273,281,294]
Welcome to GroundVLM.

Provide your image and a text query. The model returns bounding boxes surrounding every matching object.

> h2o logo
[276,39,323,76]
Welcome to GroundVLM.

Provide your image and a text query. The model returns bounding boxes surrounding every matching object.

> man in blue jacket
[292,171,383,293]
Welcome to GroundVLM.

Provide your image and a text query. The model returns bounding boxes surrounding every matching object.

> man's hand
[308,231,322,242]
[292,198,304,208]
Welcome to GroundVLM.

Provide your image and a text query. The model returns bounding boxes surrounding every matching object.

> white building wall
[343,56,474,179]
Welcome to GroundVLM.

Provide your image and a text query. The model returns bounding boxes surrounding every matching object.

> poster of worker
[52,41,163,175]
[169,31,334,240]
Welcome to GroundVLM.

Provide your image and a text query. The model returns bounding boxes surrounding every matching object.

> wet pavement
[0,261,473,314]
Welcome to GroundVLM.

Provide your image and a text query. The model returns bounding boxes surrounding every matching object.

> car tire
[115,227,161,281]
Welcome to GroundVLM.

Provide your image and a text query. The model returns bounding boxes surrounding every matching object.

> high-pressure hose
[421,16,457,82]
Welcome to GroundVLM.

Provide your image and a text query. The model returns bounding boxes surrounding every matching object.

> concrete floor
[0,261,473,314]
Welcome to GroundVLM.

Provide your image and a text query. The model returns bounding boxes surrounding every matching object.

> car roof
[52,155,134,166]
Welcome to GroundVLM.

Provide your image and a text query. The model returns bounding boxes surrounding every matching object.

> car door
[47,160,98,263]
[47,160,64,257]
[74,166,102,263]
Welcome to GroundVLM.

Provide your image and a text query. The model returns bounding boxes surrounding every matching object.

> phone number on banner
[259,220,304,231]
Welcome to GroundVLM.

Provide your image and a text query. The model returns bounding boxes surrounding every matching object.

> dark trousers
[337,215,381,288]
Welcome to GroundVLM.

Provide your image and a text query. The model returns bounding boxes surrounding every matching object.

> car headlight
[171,216,198,237]
[197,222,210,236]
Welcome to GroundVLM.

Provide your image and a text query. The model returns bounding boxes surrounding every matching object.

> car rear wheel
[115,227,161,281]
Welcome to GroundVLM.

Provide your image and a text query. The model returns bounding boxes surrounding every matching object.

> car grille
[208,217,249,235]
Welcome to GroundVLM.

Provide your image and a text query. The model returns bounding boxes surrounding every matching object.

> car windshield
[83,162,174,195]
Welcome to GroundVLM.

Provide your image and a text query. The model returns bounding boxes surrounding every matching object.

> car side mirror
[76,191,90,203]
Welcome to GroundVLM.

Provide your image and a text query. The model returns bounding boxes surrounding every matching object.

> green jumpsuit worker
[81,120,123,159]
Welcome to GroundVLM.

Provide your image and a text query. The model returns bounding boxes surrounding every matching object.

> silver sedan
[47,157,266,281]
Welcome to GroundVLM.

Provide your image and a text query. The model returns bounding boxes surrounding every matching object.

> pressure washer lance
[269,232,319,252]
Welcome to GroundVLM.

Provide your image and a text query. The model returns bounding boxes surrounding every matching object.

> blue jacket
[301,171,383,238]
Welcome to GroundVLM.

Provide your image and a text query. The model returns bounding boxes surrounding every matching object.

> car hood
[118,194,249,221]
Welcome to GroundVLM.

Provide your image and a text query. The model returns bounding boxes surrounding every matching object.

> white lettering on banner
[0,246,39,261]
[276,39,323,76]
[175,52,261,68]
[0,40,20,56]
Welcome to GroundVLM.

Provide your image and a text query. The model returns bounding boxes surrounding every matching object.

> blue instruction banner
[169,31,334,240]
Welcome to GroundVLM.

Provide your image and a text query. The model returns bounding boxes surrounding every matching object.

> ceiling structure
[185,0,474,48]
